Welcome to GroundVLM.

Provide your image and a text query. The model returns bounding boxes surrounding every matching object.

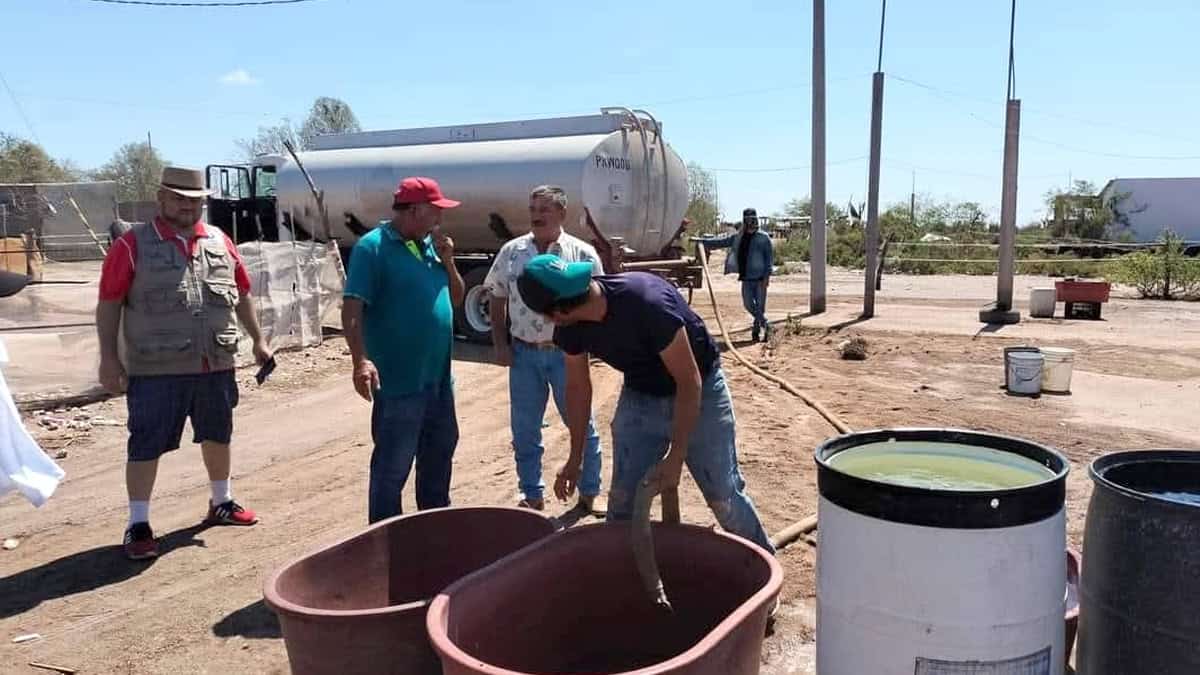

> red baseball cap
[393,176,460,209]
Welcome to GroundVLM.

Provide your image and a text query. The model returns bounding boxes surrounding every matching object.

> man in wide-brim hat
[95,165,273,560]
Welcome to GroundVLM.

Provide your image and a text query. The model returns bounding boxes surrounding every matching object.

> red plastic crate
[1056,279,1110,304]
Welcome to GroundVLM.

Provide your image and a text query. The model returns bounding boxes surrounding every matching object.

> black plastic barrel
[1077,450,1200,674]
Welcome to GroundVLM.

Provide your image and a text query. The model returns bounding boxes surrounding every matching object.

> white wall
[1102,177,1200,242]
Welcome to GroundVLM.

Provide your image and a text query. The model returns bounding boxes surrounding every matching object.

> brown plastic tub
[427,522,783,674]
[263,506,556,675]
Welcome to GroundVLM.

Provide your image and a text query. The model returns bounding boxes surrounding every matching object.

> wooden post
[281,139,345,285]
[64,192,108,257]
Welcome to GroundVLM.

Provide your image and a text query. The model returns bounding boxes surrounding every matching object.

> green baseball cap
[517,254,594,314]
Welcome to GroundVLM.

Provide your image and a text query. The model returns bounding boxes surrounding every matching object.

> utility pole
[910,171,916,227]
[147,131,153,154]
[862,0,887,319]
[810,0,827,314]
[980,0,1022,325]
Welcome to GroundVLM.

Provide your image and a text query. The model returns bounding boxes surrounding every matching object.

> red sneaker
[206,500,259,526]
[124,522,159,560]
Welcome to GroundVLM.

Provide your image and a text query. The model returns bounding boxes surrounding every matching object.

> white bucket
[1008,351,1044,396]
[1040,347,1075,393]
[1029,287,1056,318]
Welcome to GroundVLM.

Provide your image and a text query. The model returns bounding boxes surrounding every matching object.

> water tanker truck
[203,107,699,343]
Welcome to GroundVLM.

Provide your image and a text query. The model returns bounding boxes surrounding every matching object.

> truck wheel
[455,266,494,344]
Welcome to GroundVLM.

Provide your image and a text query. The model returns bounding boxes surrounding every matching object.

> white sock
[211,479,232,505]
[129,500,150,526]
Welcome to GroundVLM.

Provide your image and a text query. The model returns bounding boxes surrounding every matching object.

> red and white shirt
[98,218,252,302]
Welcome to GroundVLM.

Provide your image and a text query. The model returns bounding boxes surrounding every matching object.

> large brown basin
[263,506,557,675]
[427,522,783,674]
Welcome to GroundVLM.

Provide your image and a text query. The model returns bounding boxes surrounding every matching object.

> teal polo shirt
[343,223,453,398]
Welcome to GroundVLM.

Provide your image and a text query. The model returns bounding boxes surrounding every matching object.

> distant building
[1099,177,1200,242]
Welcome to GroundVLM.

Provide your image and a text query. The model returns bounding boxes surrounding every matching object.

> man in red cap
[342,177,465,522]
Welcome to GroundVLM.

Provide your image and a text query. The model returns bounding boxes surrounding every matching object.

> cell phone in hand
[255,356,277,385]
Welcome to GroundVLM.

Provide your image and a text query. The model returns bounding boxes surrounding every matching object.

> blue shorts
[126,371,239,462]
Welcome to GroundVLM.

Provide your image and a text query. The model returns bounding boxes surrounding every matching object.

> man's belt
[513,337,558,351]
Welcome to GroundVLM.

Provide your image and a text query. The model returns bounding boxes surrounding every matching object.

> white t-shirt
[484,231,603,343]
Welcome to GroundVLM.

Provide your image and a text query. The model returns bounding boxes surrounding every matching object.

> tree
[948,202,988,231]
[0,133,78,183]
[1044,180,1113,240]
[684,162,720,234]
[780,197,847,224]
[237,96,361,160]
[299,96,361,147]
[236,119,302,160]
[93,141,167,202]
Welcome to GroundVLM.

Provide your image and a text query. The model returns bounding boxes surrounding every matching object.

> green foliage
[772,194,1128,278]
[1111,231,1200,300]
[92,142,167,201]
[299,97,361,147]
[237,119,301,160]
[781,197,847,224]
[684,162,721,235]
[237,96,360,159]
[0,133,80,183]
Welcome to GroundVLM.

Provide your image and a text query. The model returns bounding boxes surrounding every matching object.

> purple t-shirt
[553,273,720,396]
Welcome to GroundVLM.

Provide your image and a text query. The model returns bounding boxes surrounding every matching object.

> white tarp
[233,240,344,366]
[0,337,65,507]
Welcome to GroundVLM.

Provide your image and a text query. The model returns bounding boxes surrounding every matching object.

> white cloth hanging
[0,338,66,507]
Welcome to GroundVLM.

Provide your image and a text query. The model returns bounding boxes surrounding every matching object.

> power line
[709,155,868,173]
[80,0,322,6]
[13,91,283,119]
[0,70,42,145]
[888,72,1200,150]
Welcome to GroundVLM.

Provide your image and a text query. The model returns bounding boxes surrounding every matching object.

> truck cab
[204,160,286,243]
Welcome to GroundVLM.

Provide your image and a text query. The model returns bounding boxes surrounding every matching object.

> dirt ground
[2,258,1198,674]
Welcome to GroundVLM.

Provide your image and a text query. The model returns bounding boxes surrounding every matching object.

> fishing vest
[122,222,241,376]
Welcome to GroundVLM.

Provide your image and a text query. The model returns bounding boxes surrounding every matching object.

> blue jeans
[741,280,769,333]
[510,341,602,501]
[368,377,458,523]
[607,367,775,553]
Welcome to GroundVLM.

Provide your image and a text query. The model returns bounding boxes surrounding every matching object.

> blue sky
[3,0,1199,225]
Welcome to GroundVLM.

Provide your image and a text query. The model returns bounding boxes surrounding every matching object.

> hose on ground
[694,244,853,550]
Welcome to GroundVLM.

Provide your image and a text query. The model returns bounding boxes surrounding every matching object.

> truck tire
[455,265,494,344]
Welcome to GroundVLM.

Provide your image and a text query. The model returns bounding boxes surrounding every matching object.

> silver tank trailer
[269,108,689,259]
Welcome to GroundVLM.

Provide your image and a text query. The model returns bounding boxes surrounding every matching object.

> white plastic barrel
[815,429,1069,675]
[1029,288,1057,318]
[1008,351,1044,396]
[1040,348,1075,393]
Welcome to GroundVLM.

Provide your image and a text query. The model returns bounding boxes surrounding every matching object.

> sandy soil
[3,259,1199,674]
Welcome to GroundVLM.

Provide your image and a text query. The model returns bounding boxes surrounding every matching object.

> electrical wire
[887,73,1200,158]
[709,155,868,173]
[0,70,42,145]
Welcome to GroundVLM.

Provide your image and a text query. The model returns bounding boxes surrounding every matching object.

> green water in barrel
[828,441,1055,490]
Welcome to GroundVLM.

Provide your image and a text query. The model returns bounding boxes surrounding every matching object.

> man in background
[484,185,604,512]
[695,207,775,341]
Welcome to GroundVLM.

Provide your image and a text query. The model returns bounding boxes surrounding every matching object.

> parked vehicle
[205,107,698,342]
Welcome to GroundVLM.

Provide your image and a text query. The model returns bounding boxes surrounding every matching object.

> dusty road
[3,259,1199,674]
